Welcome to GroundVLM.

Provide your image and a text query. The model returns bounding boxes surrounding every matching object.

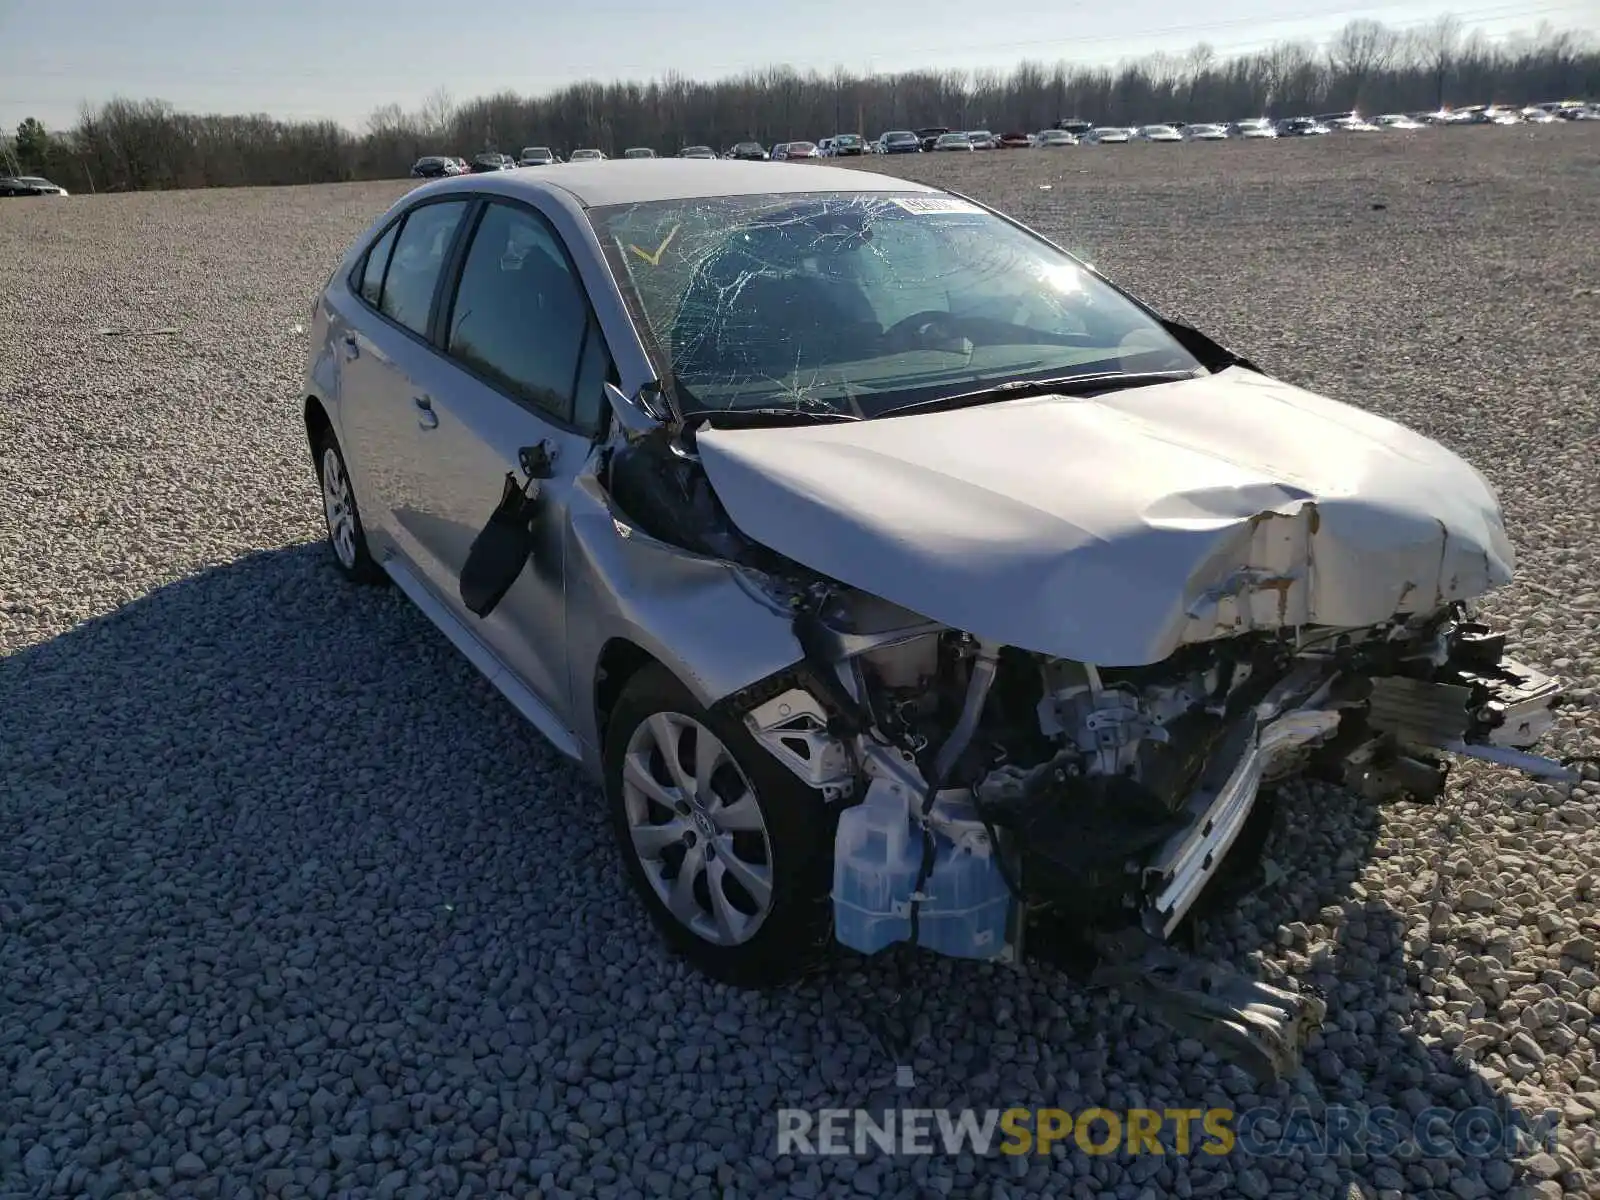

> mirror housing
[459,473,541,618]
[604,381,669,442]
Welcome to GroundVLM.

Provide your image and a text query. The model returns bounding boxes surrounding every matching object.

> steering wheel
[884,309,968,349]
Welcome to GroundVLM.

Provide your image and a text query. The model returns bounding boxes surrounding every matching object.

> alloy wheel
[621,712,775,946]
[320,446,358,570]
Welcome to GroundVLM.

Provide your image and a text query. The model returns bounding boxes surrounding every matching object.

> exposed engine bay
[602,413,1577,1078]
[607,419,1573,948]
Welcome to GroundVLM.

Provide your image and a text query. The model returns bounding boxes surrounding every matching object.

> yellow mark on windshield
[628,224,680,266]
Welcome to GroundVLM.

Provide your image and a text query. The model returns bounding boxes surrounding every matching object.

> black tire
[312,426,386,585]
[605,663,836,987]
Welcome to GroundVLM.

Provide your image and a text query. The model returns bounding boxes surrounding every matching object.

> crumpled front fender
[563,475,805,766]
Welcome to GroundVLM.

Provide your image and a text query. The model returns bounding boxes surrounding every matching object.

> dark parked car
[915,126,950,151]
[997,132,1032,148]
[678,145,717,159]
[409,157,460,179]
[878,131,922,154]
[1055,118,1093,137]
[727,141,768,161]
[1276,117,1332,137]
[469,153,516,173]
[829,133,867,157]
[0,174,69,196]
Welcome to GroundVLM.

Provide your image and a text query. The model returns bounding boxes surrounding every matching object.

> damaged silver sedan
[304,161,1576,1078]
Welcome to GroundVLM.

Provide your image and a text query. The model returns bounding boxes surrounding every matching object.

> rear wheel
[313,427,385,585]
[604,664,836,986]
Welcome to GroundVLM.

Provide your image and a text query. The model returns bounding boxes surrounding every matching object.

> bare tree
[1262,40,1321,114]
[1328,19,1400,107]
[1414,13,1464,108]
[418,88,456,141]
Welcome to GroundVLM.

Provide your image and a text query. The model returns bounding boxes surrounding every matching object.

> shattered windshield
[588,192,1201,418]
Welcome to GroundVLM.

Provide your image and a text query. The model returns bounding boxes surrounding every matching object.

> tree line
[5,15,1596,194]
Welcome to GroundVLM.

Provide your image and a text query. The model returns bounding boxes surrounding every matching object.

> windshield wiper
[877,369,1201,418]
[694,406,863,429]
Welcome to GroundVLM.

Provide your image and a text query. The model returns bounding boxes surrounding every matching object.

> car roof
[422,159,941,207]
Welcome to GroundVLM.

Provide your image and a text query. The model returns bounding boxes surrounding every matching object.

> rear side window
[358,223,399,306]
[379,200,470,336]
[444,201,591,424]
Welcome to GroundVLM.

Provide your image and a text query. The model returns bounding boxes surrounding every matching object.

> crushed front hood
[695,367,1515,666]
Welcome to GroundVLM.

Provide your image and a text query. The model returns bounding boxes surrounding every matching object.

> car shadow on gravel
[0,545,1567,1199]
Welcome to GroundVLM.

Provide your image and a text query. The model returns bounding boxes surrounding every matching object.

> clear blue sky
[1,0,1591,131]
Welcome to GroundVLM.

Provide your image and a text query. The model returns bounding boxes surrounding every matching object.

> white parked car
[517,146,557,167]
[1232,118,1278,139]
[569,149,607,162]
[1373,114,1426,130]
[1085,126,1132,144]
[1034,129,1078,148]
[1136,125,1183,142]
[1183,124,1229,141]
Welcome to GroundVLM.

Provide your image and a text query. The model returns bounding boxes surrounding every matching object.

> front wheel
[604,664,836,986]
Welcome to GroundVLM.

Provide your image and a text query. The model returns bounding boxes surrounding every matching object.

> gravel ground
[3,126,1599,1200]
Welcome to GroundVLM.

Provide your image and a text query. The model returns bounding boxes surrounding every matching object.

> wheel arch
[304,394,333,460]
[594,637,663,750]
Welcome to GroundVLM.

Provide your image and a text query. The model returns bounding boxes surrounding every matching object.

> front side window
[379,200,469,335]
[589,192,1200,419]
[444,201,592,424]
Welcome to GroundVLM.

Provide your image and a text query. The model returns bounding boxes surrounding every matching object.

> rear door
[400,196,615,714]
[337,197,473,564]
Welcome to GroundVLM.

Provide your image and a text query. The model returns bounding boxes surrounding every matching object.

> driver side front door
[399,197,615,722]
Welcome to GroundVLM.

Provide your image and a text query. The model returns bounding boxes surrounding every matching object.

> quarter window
[379,200,469,336]
[358,222,399,306]
[445,201,591,424]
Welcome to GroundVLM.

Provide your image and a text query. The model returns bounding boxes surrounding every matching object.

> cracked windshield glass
[589,193,1201,418]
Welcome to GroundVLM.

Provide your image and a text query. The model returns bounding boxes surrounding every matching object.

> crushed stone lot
[3,127,1600,1200]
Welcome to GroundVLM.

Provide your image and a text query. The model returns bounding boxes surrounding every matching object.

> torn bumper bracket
[1367,655,1578,785]
[1090,930,1327,1083]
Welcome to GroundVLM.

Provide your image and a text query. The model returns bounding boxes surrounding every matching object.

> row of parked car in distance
[887,102,1597,150]
[407,98,1597,178]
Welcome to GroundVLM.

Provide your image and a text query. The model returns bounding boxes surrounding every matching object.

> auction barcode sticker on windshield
[891,197,983,215]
